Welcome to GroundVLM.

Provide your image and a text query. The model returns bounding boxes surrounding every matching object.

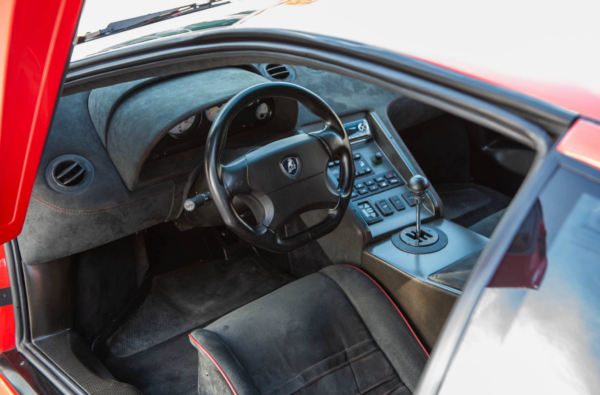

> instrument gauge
[256,103,269,120]
[205,106,221,123]
[168,115,197,139]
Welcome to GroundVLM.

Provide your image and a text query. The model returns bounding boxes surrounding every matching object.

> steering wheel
[205,82,354,253]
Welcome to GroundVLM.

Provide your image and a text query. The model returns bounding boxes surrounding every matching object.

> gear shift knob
[408,175,430,200]
[408,175,430,239]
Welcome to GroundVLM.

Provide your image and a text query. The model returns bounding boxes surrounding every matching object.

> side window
[439,167,600,394]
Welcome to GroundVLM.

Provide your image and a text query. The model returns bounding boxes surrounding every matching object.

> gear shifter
[407,175,430,238]
[393,174,447,254]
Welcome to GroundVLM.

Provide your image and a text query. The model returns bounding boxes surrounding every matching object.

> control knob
[373,152,384,165]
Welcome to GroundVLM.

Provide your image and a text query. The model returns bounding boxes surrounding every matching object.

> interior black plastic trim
[4,243,23,348]
[66,29,577,135]
[0,350,63,395]
[0,287,12,307]
[4,241,80,395]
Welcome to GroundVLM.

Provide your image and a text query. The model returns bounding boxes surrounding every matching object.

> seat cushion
[189,264,429,395]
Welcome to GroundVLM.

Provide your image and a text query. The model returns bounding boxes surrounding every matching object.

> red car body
[1,0,599,392]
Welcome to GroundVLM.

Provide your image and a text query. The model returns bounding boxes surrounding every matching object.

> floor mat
[100,254,294,394]
[103,332,199,395]
[106,255,293,358]
[438,188,491,220]
[436,183,511,229]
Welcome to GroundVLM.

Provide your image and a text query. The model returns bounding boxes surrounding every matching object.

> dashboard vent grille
[54,160,86,187]
[265,64,293,80]
[46,155,94,194]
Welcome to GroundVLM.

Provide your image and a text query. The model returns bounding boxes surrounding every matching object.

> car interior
[14,63,536,395]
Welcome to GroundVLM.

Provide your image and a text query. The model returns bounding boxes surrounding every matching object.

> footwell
[99,253,294,395]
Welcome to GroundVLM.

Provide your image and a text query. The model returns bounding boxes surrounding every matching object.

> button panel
[326,142,417,229]
[357,202,382,225]
[316,119,436,233]
[352,172,405,201]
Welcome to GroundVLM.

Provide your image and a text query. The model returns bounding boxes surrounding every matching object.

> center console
[300,112,489,282]
[303,114,435,241]
[300,111,491,350]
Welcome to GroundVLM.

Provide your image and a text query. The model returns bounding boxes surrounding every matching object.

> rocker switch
[390,196,405,211]
[376,200,394,216]
[357,202,383,225]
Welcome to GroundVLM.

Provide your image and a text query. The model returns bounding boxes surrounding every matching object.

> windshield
[71,0,281,62]
[77,0,221,38]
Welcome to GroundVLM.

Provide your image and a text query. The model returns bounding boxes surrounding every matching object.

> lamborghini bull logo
[281,157,300,177]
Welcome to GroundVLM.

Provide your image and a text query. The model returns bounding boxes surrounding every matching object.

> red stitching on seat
[342,265,430,358]
[189,334,239,395]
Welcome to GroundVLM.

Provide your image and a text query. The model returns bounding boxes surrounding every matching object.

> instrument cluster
[148,98,275,163]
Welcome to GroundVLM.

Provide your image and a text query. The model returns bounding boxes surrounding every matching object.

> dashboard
[17,63,438,265]
[87,67,277,191]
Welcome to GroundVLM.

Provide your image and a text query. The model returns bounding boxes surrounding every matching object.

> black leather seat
[189,265,429,395]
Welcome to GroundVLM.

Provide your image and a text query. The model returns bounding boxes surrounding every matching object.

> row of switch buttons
[356,194,406,225]
[352,172,404,199]
[329,153,374,180]
[376,195,406,216]
[335,167,373,182]
[327,153,363,168]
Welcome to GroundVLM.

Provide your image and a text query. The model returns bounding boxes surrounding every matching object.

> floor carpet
[100,253,294,395]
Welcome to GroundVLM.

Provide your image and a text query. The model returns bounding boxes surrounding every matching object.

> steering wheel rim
[205,82,353,253]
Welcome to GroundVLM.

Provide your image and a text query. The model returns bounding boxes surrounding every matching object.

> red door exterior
[0,0,84,355]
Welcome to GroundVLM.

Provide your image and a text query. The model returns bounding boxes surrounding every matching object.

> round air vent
[262,64,296,82]
[45,155,94,194]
